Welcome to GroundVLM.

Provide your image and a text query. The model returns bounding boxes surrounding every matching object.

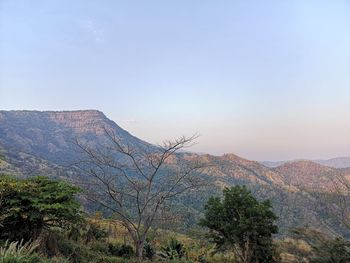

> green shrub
[84,223,108,243]
[0,239,65,263]
[57,239,94,263]
[89,241,109,254]
[93,255,131,263]
[143,239,155,261]
[108,243,134,258]
[0,254,40,263]
[159,238,185,260]
[0,240,38,262]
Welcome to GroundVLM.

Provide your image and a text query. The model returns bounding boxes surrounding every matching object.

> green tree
[200,185,278,263]
[0,175,82,241]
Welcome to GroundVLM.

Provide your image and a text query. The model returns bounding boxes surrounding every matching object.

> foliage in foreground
[159,238,185,260]
[0,176,82,241]
[0,240,38,260]
[0,239,61,263]
[200,185,279,263]
[1,175,350,262]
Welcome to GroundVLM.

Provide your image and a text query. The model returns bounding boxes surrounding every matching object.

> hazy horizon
[1,1,349,161]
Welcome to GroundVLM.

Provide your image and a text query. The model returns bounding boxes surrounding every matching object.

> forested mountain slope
[0,110,349,237]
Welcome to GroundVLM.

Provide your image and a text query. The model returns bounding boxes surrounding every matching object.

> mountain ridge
[262,157,350,169]
[0,110,148,166]
[0,110,349,237]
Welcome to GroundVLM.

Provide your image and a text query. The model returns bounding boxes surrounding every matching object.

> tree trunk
[135,239,144,262]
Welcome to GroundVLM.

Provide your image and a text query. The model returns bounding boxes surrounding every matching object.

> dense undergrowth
[0,218,236,263]
[2,215,350,263]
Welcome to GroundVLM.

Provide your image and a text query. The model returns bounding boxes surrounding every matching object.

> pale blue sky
[1,0,350,161]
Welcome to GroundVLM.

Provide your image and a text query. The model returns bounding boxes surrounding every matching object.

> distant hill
[316,157,350,169]
[273,160,339,191]
[262,157,350,169]
[0,110,349,237]
[261,160,288,168]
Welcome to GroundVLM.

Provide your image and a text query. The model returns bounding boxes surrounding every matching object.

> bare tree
[74,129,207,260]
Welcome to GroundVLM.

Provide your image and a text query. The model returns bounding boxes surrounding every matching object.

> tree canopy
[0,175,82,241]
[200,185,278,263]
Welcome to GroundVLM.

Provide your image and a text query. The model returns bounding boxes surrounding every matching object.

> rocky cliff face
[0,110,145,165]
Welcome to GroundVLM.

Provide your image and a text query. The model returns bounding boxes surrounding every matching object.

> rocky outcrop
[0,110,145,165]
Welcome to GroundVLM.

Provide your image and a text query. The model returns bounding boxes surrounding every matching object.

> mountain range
[1,110,349,237]
[262,157,350,169]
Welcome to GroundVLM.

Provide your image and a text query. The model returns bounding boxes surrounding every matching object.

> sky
[1,0,350,161]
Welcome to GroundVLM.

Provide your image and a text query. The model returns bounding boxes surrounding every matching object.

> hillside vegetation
[2,176,349,262]
[1,110,350,262]
[1,110,349,237]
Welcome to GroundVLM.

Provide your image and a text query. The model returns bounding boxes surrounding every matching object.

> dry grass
[0,239,39,259]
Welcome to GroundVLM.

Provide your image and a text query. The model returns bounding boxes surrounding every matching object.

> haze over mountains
[262,157,350,169]
[1,110,350,237]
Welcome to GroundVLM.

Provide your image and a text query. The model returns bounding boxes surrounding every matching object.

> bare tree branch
[73,130,207,260]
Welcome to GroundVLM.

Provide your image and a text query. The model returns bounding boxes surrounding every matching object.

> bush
[0,240,38,260]
[108,243,134,258]
[0,240,60,263]
[57,239,94,263]
[93,255,131,263]
[159,238,185,260]
[90,241,109,254]
[84,223,108,243]
[143,239,155,261]
[0,254,44,263]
